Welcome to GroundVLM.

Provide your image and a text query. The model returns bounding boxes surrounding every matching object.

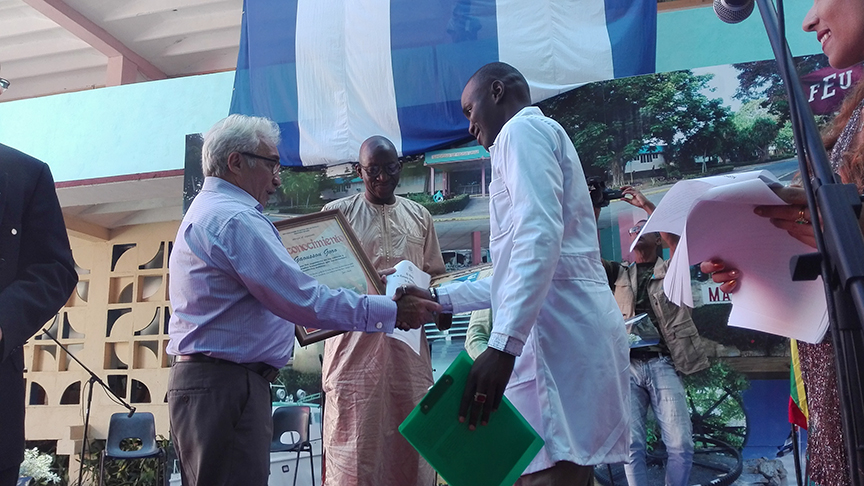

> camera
[586,176,623,208]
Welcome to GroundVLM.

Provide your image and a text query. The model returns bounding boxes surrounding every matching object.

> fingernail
[728,270,739,278]
[725,279,737,289]
[754,207,764,216]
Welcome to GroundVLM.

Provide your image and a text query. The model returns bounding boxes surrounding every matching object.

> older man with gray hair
[166,115,440,486]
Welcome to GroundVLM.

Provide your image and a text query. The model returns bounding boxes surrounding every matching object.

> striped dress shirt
[167,177,396,368]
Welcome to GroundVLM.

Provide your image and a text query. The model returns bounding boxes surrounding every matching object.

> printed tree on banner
[541,71,734,185]
[733,54,829,123]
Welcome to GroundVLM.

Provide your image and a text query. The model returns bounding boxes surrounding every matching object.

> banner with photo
[533,54,858,476]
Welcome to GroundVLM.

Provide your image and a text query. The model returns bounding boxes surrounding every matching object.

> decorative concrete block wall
[23,221,179,468]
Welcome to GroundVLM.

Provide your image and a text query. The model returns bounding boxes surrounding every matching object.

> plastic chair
[271,405,315,486]
[98,412,165,486]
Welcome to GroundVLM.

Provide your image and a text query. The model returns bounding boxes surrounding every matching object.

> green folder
[399,351,544,486]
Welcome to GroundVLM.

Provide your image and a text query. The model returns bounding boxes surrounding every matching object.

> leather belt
[629,350,666,362]
[174,353,280,383]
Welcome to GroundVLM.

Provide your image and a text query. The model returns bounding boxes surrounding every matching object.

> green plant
[405,193,470,215]
[683,361,750,449]
[664,165,681,180]
[78,437,169,486]
[706,164,735,176]
[645,361,749,453]
[277,368,323,399]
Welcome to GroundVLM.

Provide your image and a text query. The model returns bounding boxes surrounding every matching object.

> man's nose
[273,174,282,186]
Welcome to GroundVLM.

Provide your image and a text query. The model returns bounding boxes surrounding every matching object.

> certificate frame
[430,262,494,288]
[274,209,384,346]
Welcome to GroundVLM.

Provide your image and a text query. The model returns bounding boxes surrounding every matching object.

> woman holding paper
[705,2,864,484]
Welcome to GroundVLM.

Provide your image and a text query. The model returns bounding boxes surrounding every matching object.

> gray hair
[202,114,281,177]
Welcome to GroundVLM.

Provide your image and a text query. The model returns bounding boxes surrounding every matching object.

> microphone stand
[40,328,136,486]
[753,1,864,484]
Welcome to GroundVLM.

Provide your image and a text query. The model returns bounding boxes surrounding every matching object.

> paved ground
[432,196,490,251]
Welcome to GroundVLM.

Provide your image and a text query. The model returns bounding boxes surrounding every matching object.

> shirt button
[11,228,17,235]
[375,322,383,329]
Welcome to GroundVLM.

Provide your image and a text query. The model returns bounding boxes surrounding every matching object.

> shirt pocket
[393,234,425,265]
[488,179,513,242]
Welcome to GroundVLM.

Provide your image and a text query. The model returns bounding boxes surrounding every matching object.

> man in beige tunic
[321,135,446,485]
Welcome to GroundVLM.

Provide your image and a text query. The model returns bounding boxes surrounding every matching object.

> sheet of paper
[649,171,829,343]
[631,170,781,253]
[384,260,432,355]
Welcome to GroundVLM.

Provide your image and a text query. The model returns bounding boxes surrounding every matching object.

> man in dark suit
[0,144,77,485]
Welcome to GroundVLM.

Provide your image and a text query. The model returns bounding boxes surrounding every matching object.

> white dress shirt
[437,107,630,473]
[167,177,397,368]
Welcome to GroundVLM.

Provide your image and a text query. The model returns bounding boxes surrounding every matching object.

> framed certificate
[274,210,384,346]
[430,263,494,288]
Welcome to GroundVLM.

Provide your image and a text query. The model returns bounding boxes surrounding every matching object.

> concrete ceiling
[57,172,185,240]
[0,0,243,238]
[0,0,242,101]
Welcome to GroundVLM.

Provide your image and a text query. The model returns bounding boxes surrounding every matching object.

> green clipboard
[399,351,544,486]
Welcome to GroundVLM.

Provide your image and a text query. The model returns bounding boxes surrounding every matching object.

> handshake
[391,285,445,332]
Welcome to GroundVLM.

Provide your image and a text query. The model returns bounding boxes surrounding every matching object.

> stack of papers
[385,260,431,355]
[633,170,829,343]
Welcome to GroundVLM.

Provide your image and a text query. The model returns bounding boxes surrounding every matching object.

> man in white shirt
[426,63,631,485]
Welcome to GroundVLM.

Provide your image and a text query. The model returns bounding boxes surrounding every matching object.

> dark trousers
[168,360,272,486]
[0,466,18,486]
[514,461,594,486]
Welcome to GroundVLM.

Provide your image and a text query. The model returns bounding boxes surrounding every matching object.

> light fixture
[0,77,8,95]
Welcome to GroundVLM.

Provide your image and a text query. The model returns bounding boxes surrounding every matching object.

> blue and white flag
[230,0,656,167]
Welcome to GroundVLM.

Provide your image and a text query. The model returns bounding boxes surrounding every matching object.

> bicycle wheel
[593,436,742,486]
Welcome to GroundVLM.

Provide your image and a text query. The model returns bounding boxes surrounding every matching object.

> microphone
[127,407,136,418]
[714,0,754,24]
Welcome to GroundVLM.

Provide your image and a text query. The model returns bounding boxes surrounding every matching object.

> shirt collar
[202,176,265,212]
[490,106,544,149]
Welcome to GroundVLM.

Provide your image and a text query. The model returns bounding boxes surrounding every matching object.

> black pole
[39,328,136,486]
[78,376,96,486]
[791,424,803,486]
[753,1,864,484]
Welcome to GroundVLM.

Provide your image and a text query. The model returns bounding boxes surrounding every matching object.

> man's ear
[491,79,505,103]
[354,163,363,180]
[227,152,244,176]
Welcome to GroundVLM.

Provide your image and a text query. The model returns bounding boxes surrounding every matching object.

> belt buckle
[262,367,279,384]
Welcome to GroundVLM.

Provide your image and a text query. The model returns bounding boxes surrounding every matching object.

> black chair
[271,405,315,486]
[98,412,165,486]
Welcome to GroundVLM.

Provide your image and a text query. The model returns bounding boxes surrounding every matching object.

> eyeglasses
[240,152,282,175]
[359,162,401,178]
[628,224,645,235]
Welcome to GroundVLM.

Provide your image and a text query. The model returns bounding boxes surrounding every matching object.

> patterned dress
[798,99,864,486]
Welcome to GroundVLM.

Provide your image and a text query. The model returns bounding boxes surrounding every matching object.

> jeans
[624,355,693,486]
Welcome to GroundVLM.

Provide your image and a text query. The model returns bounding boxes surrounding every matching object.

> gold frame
[274,209,384,346]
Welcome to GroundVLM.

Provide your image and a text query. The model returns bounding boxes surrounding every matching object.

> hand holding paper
[642,170,829,343]
[388,260,438,351]
[753,185,817,248]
